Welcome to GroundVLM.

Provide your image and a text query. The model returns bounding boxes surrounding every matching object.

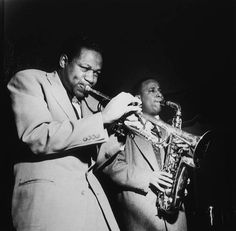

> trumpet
[85,85,111,101]
[85,85,145,136]
[85,86,211,165]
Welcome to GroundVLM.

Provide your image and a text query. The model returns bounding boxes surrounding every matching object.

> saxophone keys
[187,178,191,185]
[184,189,188,196]
[165,188,172,197]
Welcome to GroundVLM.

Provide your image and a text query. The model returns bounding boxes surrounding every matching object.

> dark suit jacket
[100,130,187,231]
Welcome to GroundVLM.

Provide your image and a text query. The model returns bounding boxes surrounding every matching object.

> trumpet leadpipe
[85,86,145,126]
[85,85,111,101]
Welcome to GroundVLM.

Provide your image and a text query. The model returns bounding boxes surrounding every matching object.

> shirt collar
[72,96,80,104]
[144,115,160,132]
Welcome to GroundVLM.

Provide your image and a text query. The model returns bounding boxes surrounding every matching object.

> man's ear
[59,54,68,68]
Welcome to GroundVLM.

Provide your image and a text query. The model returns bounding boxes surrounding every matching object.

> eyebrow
[79,63,101,72]
[149,86,160,89]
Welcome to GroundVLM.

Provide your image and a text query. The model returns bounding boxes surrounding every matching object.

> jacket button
[81,190,85,195]
[105,153,110,159]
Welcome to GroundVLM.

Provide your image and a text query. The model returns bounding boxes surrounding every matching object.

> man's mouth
[154,100,161,105]
[76,84,86,92]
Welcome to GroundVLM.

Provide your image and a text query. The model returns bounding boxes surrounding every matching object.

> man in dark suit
[7,34,141,231]
[97,77,187,231]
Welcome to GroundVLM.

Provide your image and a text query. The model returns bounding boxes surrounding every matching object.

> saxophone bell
[193,130,212,167]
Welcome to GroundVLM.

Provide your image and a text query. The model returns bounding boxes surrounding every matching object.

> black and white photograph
[3,0,235,230]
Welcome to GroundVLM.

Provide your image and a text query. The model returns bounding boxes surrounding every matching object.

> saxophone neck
[172,114,182,129]
[163,100,181,115]
[162,100,182,127]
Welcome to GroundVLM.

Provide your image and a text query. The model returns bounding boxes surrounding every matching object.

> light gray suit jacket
[7,69,119,231]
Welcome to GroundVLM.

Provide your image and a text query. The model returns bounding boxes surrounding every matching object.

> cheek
[68,66,83,81]
[71,72,84,84]
[153,104,161,113]
[142,103,151,113]
[92,78,98,86]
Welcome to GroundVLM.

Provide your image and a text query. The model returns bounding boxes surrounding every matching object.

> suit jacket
[99,130,187,231]
[7,69,119,231]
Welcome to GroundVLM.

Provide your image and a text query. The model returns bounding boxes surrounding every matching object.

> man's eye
[78,64,101,77]
[94,72,101,77]
[80,66,90,72]
[148,88,156,93]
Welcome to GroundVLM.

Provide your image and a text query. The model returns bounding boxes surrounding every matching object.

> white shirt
[72,96,82,119]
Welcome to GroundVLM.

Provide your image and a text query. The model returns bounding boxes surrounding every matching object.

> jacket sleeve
[99,135,152,194]
[7,70,108,155]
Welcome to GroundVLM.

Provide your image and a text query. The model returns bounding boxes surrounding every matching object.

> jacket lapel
[133,135,160,171]
[46,72,77,120]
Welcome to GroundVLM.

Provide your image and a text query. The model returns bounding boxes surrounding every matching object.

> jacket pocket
[18,178,54,186]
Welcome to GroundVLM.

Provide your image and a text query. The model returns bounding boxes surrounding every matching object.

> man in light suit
[97,78,187,231]
[7,34,141,231]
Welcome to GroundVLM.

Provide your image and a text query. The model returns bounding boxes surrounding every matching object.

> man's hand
[102,92,142,124]
[149,171,173,193]
[124,114,145,130]
[172,137,189,151]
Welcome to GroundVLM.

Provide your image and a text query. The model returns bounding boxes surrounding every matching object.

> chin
[154,110,161,116]
[74,91,84,99]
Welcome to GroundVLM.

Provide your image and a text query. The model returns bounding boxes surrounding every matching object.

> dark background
[2,0,236,230]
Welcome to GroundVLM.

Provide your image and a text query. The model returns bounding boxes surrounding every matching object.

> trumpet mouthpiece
[85,85,92,92]
[84,86,111,101]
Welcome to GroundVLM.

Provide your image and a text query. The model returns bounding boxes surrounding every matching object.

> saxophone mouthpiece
[163,100,181,110]
[161,100,167,106]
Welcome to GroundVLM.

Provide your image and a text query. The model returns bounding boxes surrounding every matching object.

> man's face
[140,79,163,116]
[62,47,102,99]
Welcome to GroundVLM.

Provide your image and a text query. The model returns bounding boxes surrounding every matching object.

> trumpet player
[6,33,142,231]
[96,77,187,231]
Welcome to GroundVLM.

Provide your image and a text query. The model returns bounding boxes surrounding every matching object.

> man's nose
[84,70,95,84]
[156,91,163,100]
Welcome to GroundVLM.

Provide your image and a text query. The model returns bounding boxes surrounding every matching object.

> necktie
[151,126,163,168]
[72,97,82,119]
[145,121,163,168]
[152,144,162,169]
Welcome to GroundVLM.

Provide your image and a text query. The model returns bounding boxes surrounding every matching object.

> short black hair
[58,33,103,62]
[132,76,161,96]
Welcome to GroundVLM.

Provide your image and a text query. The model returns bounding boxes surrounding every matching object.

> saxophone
[154,101,211,214]
[85,86,211,213]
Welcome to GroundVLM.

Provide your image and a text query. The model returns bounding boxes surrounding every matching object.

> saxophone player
[96,77,187,231]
